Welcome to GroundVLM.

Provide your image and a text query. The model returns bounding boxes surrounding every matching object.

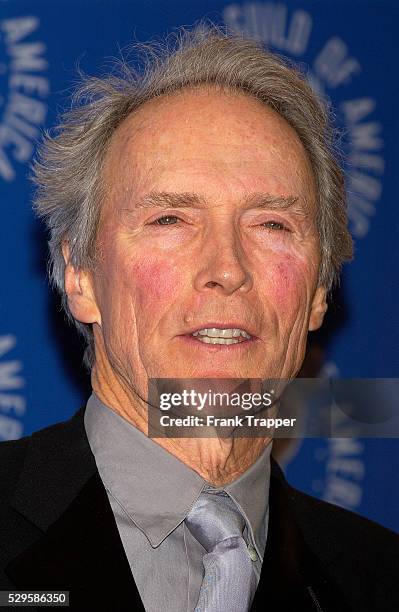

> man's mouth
[191,327,252,345]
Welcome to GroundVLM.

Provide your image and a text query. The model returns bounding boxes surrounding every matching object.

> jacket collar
[6,406,350,611]
[11,407,97,531]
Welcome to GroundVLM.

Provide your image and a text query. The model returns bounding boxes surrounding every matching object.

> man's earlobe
[62,241,101,325]
[309,286,328,331]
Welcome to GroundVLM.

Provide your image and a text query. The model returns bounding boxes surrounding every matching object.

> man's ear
[308,286,328,331]
[62,242,101,325]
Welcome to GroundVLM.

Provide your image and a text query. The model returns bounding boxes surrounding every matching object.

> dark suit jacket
[0,406,398,612]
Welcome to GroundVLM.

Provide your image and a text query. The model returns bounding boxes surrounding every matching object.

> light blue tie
[185,491,257,611]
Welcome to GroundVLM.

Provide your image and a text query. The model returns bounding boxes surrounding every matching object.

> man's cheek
[266,260,308,309]
[130,256,182,306]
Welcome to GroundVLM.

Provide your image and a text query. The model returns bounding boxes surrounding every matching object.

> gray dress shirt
[84,394,272,612]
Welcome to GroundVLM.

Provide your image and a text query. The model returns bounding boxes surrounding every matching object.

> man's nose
[193,231,253,296]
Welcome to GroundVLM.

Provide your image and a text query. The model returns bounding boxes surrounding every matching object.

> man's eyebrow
[130,191,307,212]
[133,191,207,209]
[243,193,302,211]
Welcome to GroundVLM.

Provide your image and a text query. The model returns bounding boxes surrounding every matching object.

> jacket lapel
[5,409,145,610]
[251,458,351,611]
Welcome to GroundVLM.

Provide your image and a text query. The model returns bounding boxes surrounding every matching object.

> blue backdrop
[1,0,398,532]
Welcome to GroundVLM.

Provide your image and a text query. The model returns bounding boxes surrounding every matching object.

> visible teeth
[196,337,240,345]
[191,327,251,342]
[207,328,229,338]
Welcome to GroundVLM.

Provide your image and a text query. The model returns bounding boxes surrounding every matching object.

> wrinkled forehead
[101,86,317,212]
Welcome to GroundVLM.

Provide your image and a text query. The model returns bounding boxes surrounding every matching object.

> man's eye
[261,220,288,231]
[152,215,180,226]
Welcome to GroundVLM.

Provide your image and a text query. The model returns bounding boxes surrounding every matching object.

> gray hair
[32,23,353,369]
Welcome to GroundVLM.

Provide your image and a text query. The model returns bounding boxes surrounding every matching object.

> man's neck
[91,365,272,487]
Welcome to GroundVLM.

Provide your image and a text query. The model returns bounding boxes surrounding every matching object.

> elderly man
[0,25,398,612]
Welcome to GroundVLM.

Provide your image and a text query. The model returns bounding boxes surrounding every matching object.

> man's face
[79,88,326,393]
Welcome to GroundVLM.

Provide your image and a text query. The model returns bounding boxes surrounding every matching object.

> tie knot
[185,491,245,552]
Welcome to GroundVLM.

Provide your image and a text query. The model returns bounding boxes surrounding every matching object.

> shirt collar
[84,393,272,552]
[225,444,272,558]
